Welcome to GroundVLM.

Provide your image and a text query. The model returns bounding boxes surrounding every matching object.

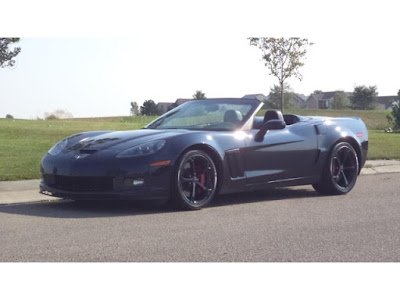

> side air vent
[225,149,245,178]
[313,124,327,135]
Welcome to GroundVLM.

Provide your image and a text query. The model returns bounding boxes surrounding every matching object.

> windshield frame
[145,98,263,131]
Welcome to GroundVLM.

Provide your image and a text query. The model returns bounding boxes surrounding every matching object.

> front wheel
[171,150,218,210]
[313,142,359,195]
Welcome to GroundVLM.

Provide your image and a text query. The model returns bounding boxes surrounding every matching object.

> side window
[283,115,301,126]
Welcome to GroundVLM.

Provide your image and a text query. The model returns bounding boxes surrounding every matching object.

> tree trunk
[280,81,284,114]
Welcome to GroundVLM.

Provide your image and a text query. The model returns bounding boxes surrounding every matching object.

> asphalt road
[0,173,399,262]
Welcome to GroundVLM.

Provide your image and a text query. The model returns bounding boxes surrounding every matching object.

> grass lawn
[367,130,400,160]
[0,110,398,181]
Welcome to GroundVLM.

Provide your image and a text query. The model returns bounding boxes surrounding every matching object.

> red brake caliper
[195,164,207,197]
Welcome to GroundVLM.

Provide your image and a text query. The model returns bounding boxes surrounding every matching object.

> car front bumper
[39,180,170,201]
[40,152,174,201]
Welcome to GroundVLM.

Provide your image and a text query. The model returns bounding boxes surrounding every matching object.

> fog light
[133,178,145,186]
[123,178,145,187]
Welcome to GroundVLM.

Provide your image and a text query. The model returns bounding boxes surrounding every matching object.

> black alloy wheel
[313,142,359,195]
[173,150,218,210]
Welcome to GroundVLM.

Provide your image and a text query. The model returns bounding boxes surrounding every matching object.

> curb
[361,160,400,175]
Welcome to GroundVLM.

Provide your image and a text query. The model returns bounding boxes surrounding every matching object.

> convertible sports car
[40,98,368,210]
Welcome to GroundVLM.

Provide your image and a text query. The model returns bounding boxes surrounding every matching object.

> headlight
[48,139,68,156]
[116,140,166,158]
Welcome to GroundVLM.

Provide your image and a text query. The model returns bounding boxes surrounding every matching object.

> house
[291,94,308,109]
[375,96,398,110]
[307,91,399,110]
[243,93,309,109]
[307,91,352,109]
[155,98,192,114]
[156,102,174,114]
[307,91,337,109]
[175,98,192,106]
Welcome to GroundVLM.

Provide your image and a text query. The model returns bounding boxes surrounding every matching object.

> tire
[313,142,359,195]
[171,150,218,210]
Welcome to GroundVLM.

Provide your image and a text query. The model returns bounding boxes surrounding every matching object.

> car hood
[66,129,187,151]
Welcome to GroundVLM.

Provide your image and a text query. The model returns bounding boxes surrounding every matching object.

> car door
[243,122,319,186]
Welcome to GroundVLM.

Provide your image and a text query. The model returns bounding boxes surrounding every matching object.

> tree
[140,100,158,115]
[387,89,400,131]
[192,90,206,100]
[266,84,295,109]
[45,114,58,120]
[0,38,21,68]
[130,101,139,116]
[5,114,14,119]
[44,109,73,120]
[331,91,350,109]
[350,85,378,110]
[249,37,313,114]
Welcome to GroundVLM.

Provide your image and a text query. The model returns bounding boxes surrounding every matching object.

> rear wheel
[172,150,218,210]
[313,142,359,195]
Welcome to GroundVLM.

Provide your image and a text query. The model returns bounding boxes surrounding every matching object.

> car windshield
[145,99,260,131]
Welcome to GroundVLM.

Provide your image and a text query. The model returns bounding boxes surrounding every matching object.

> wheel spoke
[189,158,196,176]
[191,182,196,199]
[341,170,349,187]
[195,181,209,191]
[195,182,212,196]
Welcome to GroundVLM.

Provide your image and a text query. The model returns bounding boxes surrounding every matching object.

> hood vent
[79,149,98,154]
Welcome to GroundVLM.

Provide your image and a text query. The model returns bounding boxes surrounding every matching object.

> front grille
[44,175,114,192]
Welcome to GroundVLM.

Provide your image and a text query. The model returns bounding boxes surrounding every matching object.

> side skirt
[244,176,320,192]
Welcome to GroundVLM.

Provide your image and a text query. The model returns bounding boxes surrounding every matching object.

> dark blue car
[40,98,368,210]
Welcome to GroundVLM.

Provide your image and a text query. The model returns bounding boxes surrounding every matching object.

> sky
[1,0,399,119]
[1,0,399,295]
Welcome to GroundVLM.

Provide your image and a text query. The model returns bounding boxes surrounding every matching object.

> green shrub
[386,90,400,132]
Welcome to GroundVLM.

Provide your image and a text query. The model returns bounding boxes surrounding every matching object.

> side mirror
[254,119,286,142]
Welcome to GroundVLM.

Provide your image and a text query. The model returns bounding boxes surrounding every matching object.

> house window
[318,100,328,109]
